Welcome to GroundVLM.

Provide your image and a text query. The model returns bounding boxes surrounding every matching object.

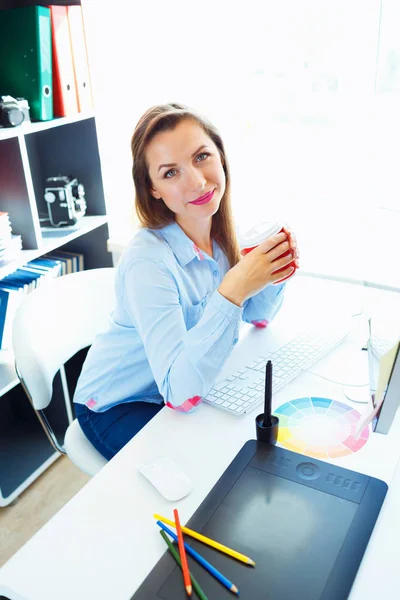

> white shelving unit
[0,0,113,506]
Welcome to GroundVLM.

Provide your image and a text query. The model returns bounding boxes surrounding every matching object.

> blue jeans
[74,400,164,460]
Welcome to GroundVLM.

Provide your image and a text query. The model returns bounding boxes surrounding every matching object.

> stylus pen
[160,530,209,600]
[263,360,273,427]
[157,521,240,596]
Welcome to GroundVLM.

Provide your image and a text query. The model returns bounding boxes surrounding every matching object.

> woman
[73,102,299,460]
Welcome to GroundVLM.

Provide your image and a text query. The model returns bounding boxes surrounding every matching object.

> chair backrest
[12,268,116,410]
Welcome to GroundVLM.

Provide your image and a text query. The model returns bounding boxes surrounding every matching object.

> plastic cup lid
[237,220,282,248]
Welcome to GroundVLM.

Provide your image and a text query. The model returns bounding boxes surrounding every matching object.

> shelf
[0,127,22,141]
[0,111,95,141]
[0,451,59,507]
[0,3,109,505]
[0,421,59,504]
[0,352,18,396]
[0,215,108,280]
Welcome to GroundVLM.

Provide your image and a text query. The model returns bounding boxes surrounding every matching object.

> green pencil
[160,530,209,600]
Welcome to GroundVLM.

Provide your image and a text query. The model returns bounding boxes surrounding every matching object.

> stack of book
[43,249,84,274]
[0,250,84,355]
[0,212,22,264]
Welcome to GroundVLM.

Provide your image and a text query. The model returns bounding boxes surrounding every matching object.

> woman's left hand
[282,226,300,268]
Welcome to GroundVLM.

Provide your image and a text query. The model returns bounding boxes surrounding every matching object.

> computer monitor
[365,321,400,434]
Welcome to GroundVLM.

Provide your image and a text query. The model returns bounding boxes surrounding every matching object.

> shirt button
[233,338,238,345]
[213,270,218,277]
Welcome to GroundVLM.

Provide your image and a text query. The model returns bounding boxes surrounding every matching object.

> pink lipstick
[189,189,215,205]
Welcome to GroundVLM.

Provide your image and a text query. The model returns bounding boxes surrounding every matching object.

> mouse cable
[304,369,369,387]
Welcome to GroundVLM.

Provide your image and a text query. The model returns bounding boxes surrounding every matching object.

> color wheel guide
[274,397,370,459]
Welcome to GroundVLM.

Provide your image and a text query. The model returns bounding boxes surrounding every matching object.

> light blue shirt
[73,221,285,413]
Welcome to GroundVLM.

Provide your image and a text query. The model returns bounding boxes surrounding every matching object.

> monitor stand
[343,384,370,404]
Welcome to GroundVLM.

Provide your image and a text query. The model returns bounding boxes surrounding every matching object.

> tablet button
[302,467,314,476]
[296,462,320,480]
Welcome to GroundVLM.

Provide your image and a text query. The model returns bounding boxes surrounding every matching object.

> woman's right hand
[218,232,295,306]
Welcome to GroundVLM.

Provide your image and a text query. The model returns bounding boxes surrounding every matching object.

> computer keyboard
[204,330,349,415]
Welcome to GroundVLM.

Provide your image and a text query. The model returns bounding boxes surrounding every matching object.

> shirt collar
[159,221,219,267]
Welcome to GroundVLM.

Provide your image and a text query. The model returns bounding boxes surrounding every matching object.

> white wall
[82,0,400,289]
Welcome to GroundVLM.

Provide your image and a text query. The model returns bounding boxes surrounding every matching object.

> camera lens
[6,107,24,127]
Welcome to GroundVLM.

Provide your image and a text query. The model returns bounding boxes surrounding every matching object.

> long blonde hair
[131,103,241,267]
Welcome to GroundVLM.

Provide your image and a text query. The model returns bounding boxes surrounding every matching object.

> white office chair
[12,268,116,476]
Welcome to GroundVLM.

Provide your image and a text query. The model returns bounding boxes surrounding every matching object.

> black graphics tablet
[132,440,388,600]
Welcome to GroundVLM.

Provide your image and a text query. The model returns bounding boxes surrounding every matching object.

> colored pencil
[159,530,209,600]
[263,360,273,427]
[157,521,239,596]
[174,508,192,596]
[154,513,255,566]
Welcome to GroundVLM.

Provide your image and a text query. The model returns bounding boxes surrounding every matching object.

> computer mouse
[137,456,193,501]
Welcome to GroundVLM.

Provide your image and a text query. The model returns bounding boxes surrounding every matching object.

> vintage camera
[44,175,87,227]
[0,95,31,127]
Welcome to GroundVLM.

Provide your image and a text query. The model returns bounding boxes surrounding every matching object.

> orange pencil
[174,508,192,596]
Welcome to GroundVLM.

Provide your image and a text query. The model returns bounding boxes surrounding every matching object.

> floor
[0,456,90,567]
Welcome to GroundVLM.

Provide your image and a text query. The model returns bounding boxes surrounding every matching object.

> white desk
[1,276,400,600]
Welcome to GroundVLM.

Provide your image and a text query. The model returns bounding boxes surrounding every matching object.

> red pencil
[173,508,192,596]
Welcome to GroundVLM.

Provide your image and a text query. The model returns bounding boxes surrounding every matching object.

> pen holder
[255,414,279,444]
